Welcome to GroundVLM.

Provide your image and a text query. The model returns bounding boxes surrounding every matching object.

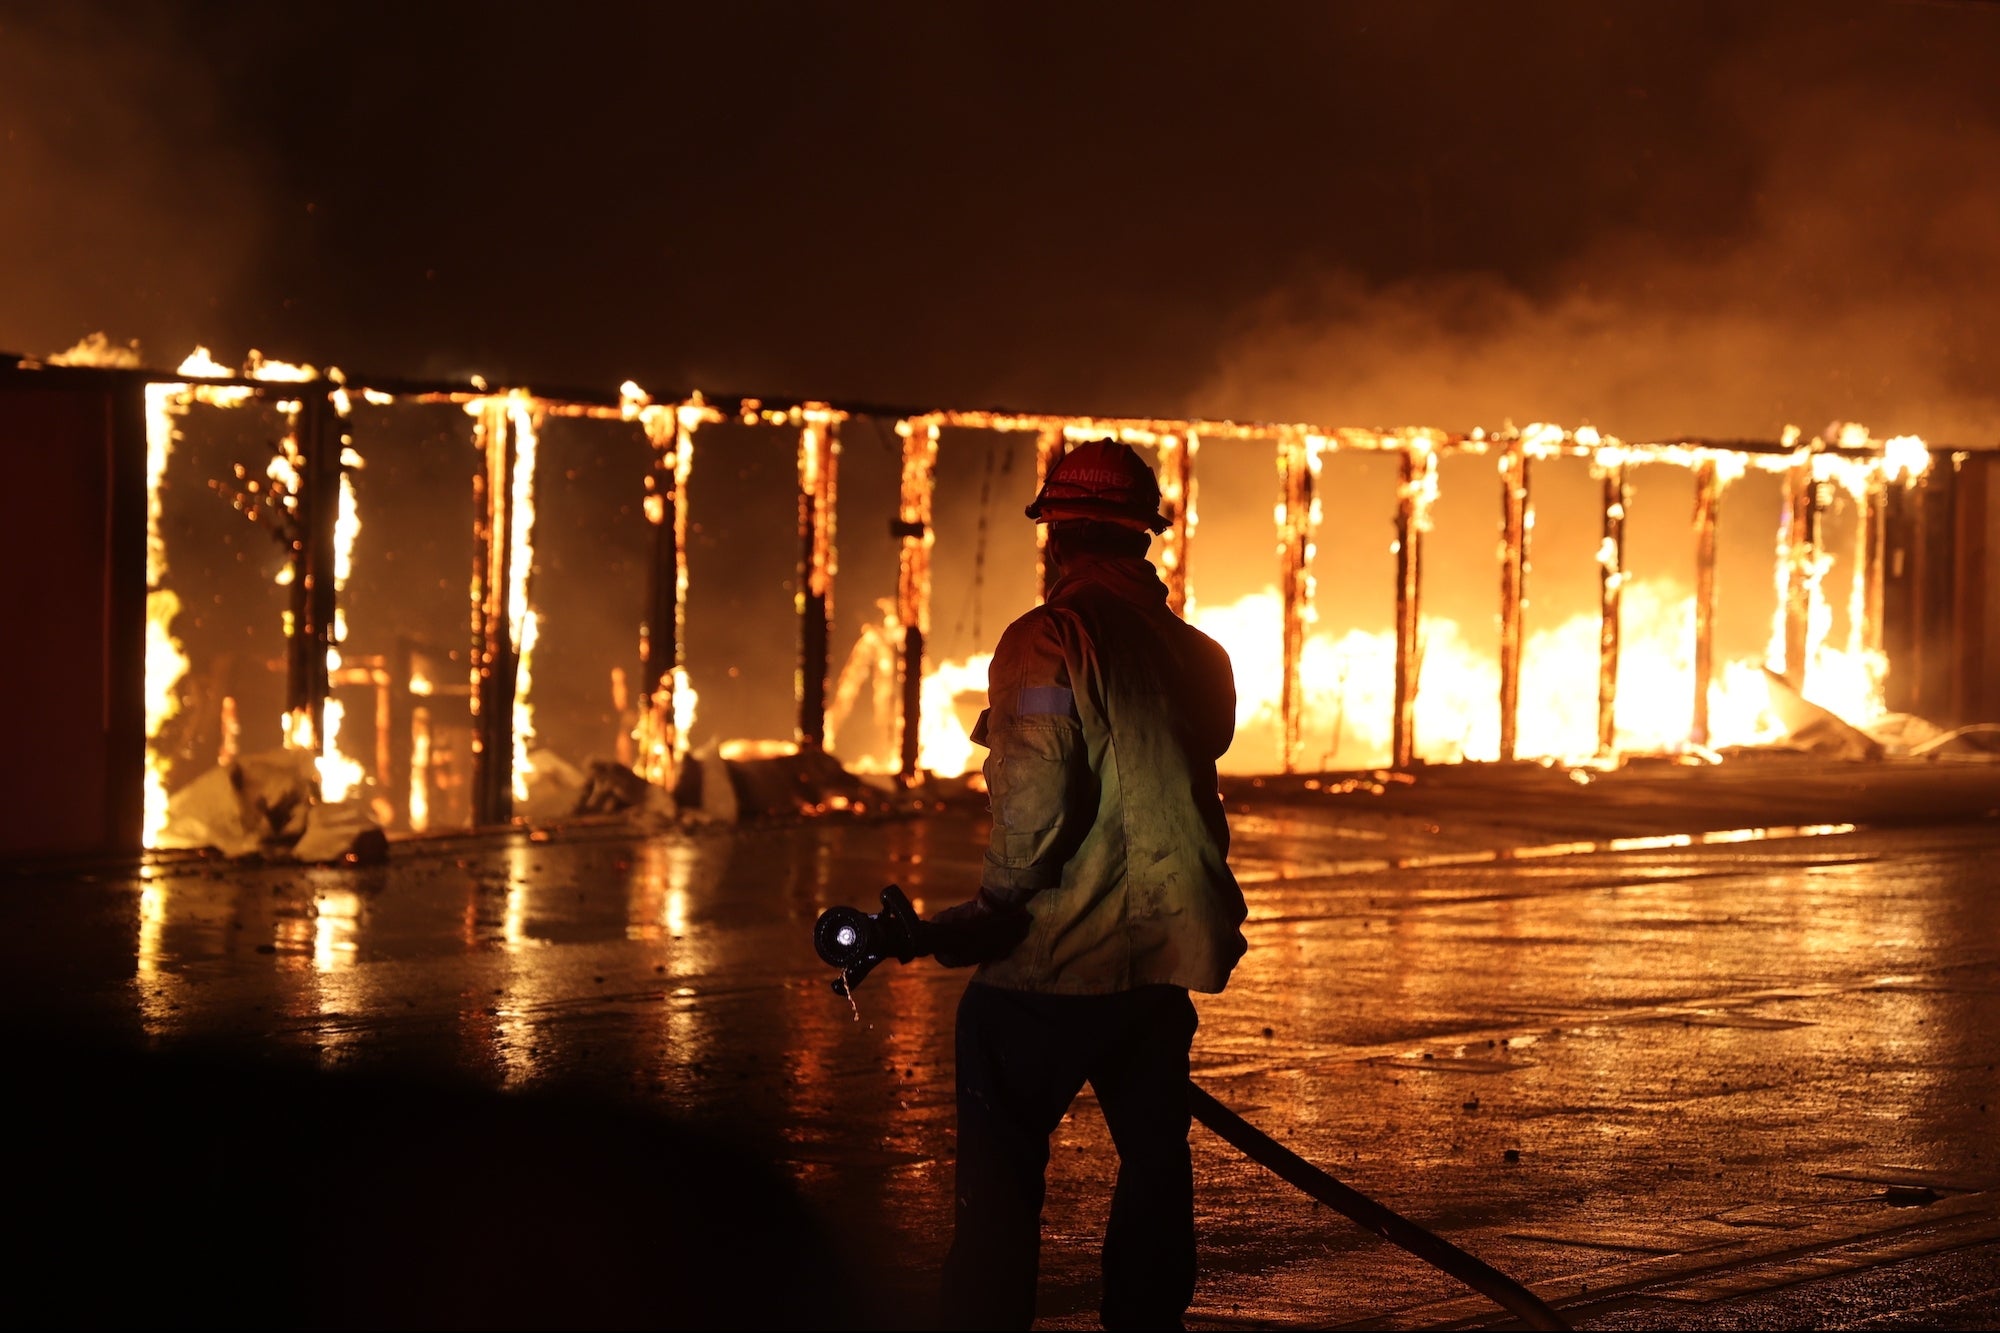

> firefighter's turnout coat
[969,551,1247,995]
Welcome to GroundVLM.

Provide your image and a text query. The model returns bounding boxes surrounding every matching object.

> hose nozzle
[812,884,927,996]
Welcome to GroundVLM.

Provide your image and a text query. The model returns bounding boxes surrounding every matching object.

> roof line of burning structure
[5,350,1975,457]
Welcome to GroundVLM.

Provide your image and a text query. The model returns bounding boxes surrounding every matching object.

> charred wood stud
[503,399,542,808]
[1597,461,1627,758]
[1863,467,1887,665]
[1392,444,1434,769]
[470,400,516,827]
[1951,454,1985,723]
[1780,453,1816,688]
[639,423,680,781]
[635,398,706,786]
[299,393,342,787]
[796,415,840,750]
[1159,430,1196,618]
[280,400,317,759]
[1276,431,1321,774]
[1691,458,1720,748]
[895,418,939,784]
[1498,441,1530,763]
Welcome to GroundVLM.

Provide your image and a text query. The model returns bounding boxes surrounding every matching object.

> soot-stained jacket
[969,551,1247,995]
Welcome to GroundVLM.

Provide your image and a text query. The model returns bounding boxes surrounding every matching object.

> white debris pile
[575,759,676,821]
[516,748,588,823]
[671,740,893,824]
[1874,717,2000,759]
[1754,668,1885,762]
[1742,669,2000,762]
[511,749,676,825]
[158,749,387,863]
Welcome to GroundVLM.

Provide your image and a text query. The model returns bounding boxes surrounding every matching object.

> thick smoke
[1195,21,2000,447]
[1174,14,2000,767]
[0,6,263,363]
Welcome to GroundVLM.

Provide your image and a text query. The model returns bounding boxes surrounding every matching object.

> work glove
[927,892,1032,969]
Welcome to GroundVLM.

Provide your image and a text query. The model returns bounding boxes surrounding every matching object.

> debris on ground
[575,760,676,820]
[1754,668,1885,762]
[517,748,589,823]
[158,749,386,863]
[290,800,389,864]
[672,740,895,823]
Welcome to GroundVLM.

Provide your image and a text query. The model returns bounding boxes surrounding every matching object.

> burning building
[3,345,1995,864]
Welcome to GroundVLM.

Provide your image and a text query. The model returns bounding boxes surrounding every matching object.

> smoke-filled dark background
[6,0,1995,442]
[7,0,1996,776]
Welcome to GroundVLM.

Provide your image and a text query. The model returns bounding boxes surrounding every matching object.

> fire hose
[814,886,1570,1333]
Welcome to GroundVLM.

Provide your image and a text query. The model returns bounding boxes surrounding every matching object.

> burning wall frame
[0,351,1989,861]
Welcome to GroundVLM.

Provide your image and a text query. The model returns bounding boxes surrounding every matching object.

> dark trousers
[939,982,1199,1331]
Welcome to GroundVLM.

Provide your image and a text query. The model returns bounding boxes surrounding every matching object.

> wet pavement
[5,756,2000,1329]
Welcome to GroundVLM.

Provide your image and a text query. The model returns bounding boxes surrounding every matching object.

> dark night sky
[3,0,1997,441]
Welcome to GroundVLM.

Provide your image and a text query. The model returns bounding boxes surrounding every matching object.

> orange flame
[906,425,1933,777]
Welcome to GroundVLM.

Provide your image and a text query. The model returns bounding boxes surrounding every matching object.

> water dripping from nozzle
[833,974,861,1023]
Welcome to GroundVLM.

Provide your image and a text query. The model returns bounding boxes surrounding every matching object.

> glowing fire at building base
[11,333,1984,861]
[894,420,1935,780]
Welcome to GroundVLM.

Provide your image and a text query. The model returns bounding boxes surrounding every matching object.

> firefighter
[924,438,1248,1331]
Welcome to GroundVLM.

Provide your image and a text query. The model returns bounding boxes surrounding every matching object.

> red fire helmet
[1024,438,1170,533]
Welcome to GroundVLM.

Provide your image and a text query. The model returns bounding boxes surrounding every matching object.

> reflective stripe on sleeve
[1016,685,1077,718]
